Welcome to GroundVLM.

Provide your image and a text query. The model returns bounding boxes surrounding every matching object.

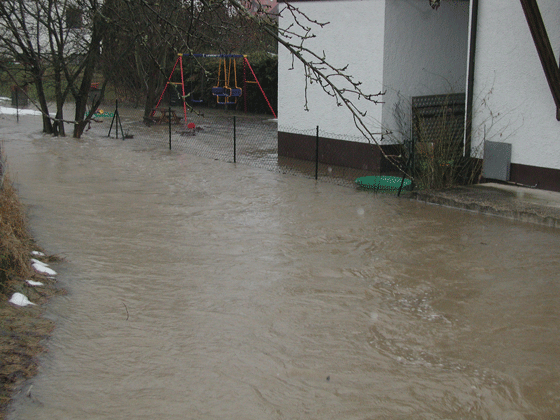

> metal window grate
[411,93,466,145]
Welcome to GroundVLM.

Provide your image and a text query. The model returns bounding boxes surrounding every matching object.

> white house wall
[381,0,470,144]
[278,0,385,142]
[472,0,560,173]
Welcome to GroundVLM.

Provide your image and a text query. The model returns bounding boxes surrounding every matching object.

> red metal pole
[243,57,276,118]
[179,54,187,126]
[243,59,247,113]
[153,55,181,117]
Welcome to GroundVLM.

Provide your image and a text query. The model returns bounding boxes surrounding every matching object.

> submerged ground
[1,108,560,419]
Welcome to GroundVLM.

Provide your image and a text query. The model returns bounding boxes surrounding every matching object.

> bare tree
[0,0,107,138]
[116,0,190,123]
[66,0,106,138]
[0,0,54,133]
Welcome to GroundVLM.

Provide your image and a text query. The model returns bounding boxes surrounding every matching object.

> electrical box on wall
[483,141,512,181]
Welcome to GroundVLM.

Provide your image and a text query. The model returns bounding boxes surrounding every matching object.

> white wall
[277,0,386,142]
[472,0,560,170]
[381,0,470,144]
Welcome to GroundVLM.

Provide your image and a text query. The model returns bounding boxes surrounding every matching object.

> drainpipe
[464,0,479,159]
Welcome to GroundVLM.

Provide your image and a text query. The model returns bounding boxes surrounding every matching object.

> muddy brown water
[2,113,560,419]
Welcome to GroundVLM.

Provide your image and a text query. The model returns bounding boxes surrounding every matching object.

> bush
[409,96,481,190]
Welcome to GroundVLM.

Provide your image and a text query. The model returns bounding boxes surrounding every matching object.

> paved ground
[405,182,560,228]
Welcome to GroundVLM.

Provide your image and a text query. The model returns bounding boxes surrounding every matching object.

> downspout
[464,0,479,159]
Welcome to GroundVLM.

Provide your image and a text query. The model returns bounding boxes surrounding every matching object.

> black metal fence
[86,104,380,188]
[0,142,6,191]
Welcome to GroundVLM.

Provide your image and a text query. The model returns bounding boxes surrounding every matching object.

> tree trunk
[73,93,89,139]
[53,51,66,136]
[143,73,162,124]
[142,56,169,124]
[73,13,103,138]
[35,77,53,134]
[53,71,65,136]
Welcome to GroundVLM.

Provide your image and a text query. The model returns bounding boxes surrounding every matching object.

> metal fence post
[15,90,19,123]
[169,107,172,150]
[233,116,237,163]
[315,126,319,180]
[115,100,120,139]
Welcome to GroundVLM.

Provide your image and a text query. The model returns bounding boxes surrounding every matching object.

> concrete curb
[405,185,560,229]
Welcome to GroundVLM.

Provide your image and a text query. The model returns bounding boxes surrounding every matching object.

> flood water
[2,114,560,419]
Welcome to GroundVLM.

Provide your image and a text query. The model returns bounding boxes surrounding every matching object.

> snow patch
[9,292,35,307]
[0,106,42,116]
[26,280,44,287]
[31,259,57,276]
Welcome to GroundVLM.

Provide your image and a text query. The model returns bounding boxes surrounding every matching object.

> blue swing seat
[217,95,237,105]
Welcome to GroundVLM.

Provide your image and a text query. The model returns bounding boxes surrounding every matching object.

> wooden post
[519,0,560,120]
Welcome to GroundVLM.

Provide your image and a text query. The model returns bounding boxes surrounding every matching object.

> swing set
[152,53,276,125]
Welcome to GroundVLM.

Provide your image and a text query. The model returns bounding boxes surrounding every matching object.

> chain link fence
[86,104,381,188]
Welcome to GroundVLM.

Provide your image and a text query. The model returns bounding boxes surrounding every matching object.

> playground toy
[152,54,276,126]
[355,175,412,194]
[93,109,114,118]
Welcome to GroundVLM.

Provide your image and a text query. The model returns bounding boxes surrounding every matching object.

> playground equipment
[212,57,242,105]
[152,54,276,125]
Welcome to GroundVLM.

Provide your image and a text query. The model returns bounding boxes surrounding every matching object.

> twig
[122,302,129,321]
